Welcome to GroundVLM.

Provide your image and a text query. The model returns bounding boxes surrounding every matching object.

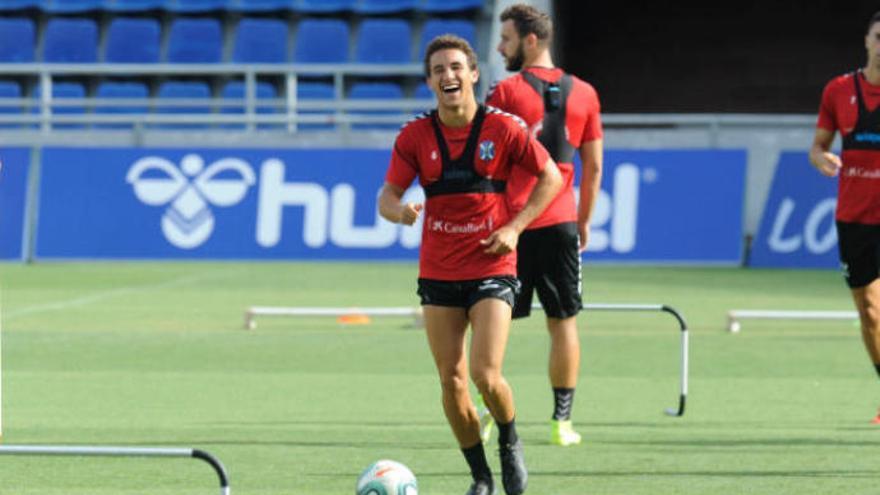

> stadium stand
[296,0,356,13]
[167,18,223,64]
[221,80,280,129]
[0,0,40,10]
[293,18,349,63]
[355,19,412,64]
[0,80,22,127]
[355,0,419,14]
[42,0,102,12]
[94,81,149,129]
[0,17,35,63]
[233,18,289,63]
[155,80,212,128]
[33,82,86,129]
[105,17,161,63]
[165,0,227,11]
[104,0,165,11]
[230,0,293,12]
[349,81,403,130]
[297,80,335,130]
[422,0,484,13]
[43,18,98,63]
[419,19,477,56]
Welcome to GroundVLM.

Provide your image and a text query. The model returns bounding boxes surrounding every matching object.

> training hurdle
[0,445,230,495]
[244,302,689,417]
[726,309,859,333]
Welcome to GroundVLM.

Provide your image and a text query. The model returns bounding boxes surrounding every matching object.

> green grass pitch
[0,262,876,494]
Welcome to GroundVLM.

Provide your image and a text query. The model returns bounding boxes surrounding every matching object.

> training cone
[337,313,371,325]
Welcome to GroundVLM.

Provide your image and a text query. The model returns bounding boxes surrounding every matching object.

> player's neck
[864,64,880,86]
[524,50,554,70]
[437,100,478,128]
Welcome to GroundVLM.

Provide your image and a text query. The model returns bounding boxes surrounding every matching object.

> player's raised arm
[378,182,422,226]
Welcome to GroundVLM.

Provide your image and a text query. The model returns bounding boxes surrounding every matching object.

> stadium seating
[104,0,165,10]
[220,80,280,129]
[94,81,149,129]
[414,82,432,99]
[296,0,355,13]
[349,81,403,129]
[355,19,412,64]
[422,0,483,13]
[230,0,292,11]
[233,18,288,63]
[297,81,334,130]
[42,0,102,12]
[154,81,212,128]
[105,17,161,63]
[167,18,223,63]
[33,82,86,128]
[293,19,349,63]
[0,80,23,127]
[355,0,418,14]
[164,0,227,11]
[0,17,35,63]
[420,19,477,56]
[0,0,40,10]
[43,18,98,63]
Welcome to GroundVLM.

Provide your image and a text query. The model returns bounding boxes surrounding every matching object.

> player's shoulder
[824,71,857,94]
[398,110,433,134]
[484,105,528,132]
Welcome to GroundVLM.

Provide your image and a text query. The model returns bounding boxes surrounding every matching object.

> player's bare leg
[547,315,582,445]
[423,305,494,494]
[469,298,527,495]
[851,280,880,423]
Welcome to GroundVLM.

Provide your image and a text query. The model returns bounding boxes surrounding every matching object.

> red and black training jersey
[817,71,880,224]
[486,67,602,229]
[386,106,550,281]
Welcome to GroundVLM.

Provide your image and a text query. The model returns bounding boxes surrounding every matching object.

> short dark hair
[423,34,478,77]
[500,3,552,42]
[869,11,880,32]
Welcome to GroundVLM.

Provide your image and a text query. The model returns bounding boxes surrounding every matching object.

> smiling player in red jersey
[811,11,880,424]
[479,4,603,447]
[379,35,561,495]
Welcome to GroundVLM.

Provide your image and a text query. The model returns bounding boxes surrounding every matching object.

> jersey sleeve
[580,82,604,144]
[485,80,508,109]
[816,79,838,132]
[385,130,418,189]
[509,120,550,176]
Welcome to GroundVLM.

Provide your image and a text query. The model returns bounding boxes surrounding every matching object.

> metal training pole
[0,445,230,495]
[545,303,689,417]
[726,309,858,333]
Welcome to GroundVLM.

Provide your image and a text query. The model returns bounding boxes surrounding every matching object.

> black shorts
[417,276,520,310]
[837,221,880,289]
[512,222,583,319]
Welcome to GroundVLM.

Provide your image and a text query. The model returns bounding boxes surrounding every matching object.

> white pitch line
[3,271,227,322]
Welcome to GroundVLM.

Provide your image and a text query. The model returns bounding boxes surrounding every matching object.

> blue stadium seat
[349,81,402,130]
[0,80,23,128]
[354,19,411,64]
[295,0,354,13]
[94,81,149,129]
[42,0,102,12]
[230,0,292,11]
[164,0,227,11]
[33,82,87,128]
[293,19,349,63]
[0,0,41,10]
[155,81,212,128]
[297,81,334,130]
[0,17,35,62]
[167,18,222,63]
[103,0,165,10]
[233,18,288,63]
[105,17,160,63]
[43,18,98,63]
[414,82,432,99]
[420,19,476,56]
[355,0,417,14]
[422,0,482,13]
[221,80,279,129]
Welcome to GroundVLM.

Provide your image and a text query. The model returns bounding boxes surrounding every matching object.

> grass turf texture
[0,262,876,494]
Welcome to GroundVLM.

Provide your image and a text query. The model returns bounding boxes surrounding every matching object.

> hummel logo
[127,153,255,249]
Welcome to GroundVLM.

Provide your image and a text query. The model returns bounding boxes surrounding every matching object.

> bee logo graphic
[127,154,256,249]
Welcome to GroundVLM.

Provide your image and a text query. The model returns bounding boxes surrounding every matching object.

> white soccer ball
[356,459,418,495]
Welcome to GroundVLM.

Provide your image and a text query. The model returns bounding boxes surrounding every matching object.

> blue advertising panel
[750,152,839,268]
[35,148,746,262]
[0,148,30,260]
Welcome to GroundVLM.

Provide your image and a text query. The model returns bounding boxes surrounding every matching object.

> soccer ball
[356,459,418,495]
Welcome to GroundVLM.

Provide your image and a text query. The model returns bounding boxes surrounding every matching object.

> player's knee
[470,366,501,394]
[438,370,469,396]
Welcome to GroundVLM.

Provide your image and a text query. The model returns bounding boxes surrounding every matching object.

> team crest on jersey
[479,140,496,161]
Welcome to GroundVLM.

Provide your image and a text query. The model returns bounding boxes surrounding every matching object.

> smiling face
[867,21,880,69]
[427,47,479,112]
